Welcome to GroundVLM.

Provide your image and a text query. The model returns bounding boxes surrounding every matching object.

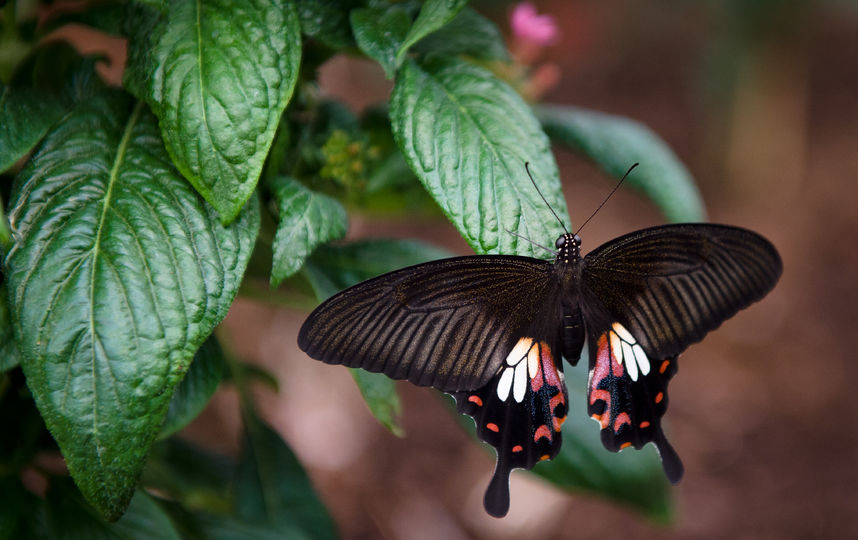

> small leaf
[391,57,568,257]
[235,411,337,539]
[4,91,259,520]
[45,479,182,539]
[349,368,403,437]
[532,360,673,521]
[395,0,469,66]
[350,6,411,78]
[124,0,302,223]
[159,336,226,439]
[0,283,20,372]
[270,176,348,286]
[535,104,706,222]
[0,42,103,173]
[414,7,509,61]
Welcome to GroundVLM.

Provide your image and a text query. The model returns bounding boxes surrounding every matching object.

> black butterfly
[298,221,781,517]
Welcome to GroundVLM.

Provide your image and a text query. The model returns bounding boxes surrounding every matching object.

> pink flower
[511,3,558,45]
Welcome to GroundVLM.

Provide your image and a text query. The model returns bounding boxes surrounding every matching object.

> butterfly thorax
[553,233,582,265]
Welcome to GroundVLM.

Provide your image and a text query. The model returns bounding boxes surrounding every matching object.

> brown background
[175,1,858,538]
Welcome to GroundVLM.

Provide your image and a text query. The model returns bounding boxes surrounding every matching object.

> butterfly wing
[453,334,568,517]
[298,255,557,392]
[580,224,782,480]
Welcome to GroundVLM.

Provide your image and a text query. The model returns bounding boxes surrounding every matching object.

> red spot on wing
[620,442,632,450]
[539,454,550,461]
[613,412,631,432]
[534,424,552,442]
[655,392,664,404]
[468,395,483,406]
[486,422,499,432]
[512,445,523,453]
[659,359,670,374]
[639,421,651,428]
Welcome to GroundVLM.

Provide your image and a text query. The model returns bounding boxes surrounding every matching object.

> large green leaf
[391,57,568,256]
[4,91,259,520]
[124,0,301,223]
[350,6,411,78]
[533,359,673,521]
[159,336,226,439]
[270,176,348,286]
[0,42,102,173]
[234,411,336,539]
[394,0,469,67]
[302,239,453,436]
[45,479,181,540]
[535,104,706,222]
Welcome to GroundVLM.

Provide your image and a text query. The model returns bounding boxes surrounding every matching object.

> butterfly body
[298,223,781,517]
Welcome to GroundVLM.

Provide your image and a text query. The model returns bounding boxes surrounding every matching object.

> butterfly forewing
[582,224,782,359]
[298,256,556,392]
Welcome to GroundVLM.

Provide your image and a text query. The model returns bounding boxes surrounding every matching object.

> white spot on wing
[527,341,539,379]
[633,344,650,375]
[497,367,514,401]
[609,331,623,364]
[612,322,636,343]
[622,341,638,381]
[513,359,528,402]
[507,337,533,366]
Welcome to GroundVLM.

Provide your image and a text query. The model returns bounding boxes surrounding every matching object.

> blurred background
[167,0,857,537]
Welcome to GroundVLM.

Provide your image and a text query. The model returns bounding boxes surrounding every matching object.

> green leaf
[0,42,103,173]
[142,438,234,514]
[270,176,348,286]
[4,91,260,520]
[391,58,568,257]
[535,105,706,223]
[124,0,302,224]
[296,0,361,50]
[349,368,403,436]
[159,336,226,439]
[395,0,469,67]
[45,479,182,539]
[235,412,337,539]
[350,6,411,78]
[532,360,673,521]
[414,7,509,61]
[0,284,20,372]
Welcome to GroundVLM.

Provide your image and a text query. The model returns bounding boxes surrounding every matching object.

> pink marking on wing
[534,424,552,443]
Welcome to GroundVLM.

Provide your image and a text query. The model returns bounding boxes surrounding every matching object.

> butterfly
[298,204,781,517]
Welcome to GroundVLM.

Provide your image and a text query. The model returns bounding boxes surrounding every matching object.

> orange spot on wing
[534,424,552,442]
[553,415,567,431]
[512,445,523,453]
[591,413,609,430]
[540,454,550,461]
[486,422,499,432]
[620,442,632,450]
[659,360,670,374]
[468,395,483,406]
[655,392,664,404]
[639,421,651,428]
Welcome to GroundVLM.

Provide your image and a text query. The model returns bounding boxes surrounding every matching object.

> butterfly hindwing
[298,256,556,392]
[454,336,569,517]
[585,320,683,482]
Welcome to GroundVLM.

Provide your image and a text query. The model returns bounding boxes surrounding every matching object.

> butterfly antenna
[505,228,555,256]
[574,162,639,235]
[524,162,569,235]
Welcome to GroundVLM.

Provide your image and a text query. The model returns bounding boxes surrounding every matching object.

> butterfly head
[554,233,581,264]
